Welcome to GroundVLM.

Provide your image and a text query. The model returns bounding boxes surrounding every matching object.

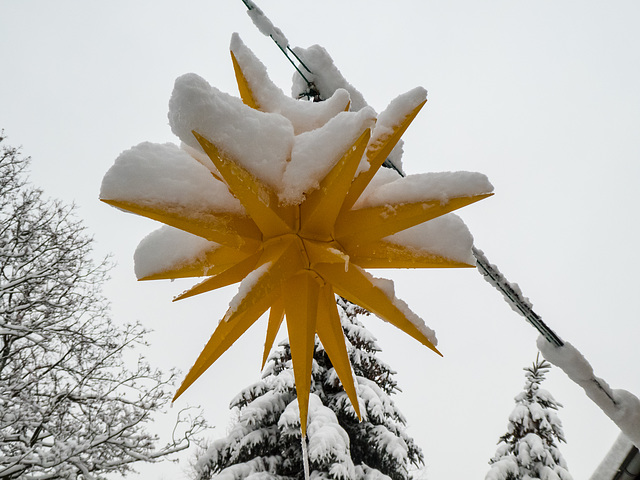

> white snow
[367,273,438,347]
[353,87,426,176]
[291,44,369,112]
[474,247,536,315]
[359,167,400,190]
[371,87,426,146]
[361,87,425,173]
[280,108,376,204]
[168,73,294,189]
[354,465,393,480]
[384,214,476,265]
[289,47,427,176]
[538,336,640,449]
[485,456,519,480]
[305,396,352,463]
[134,226,222,280]
[279,394,357,480]
[589,433,635,480]
[356,377,400,424]
[230,34,352,135]
[354,171,493,209]
[100,142,243,214]
[225,262,272,320]
[180,141,222,178]
[243,0,289,50]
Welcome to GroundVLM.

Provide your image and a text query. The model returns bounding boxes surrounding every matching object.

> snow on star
[100,35,493,435]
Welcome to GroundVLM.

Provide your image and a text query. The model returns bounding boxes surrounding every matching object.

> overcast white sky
[2,2,640,479]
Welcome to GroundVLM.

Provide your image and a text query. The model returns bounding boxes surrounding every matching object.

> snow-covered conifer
[486,355,572,480]
[193,298,423,480]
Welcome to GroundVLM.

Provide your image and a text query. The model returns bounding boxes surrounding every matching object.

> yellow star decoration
[101,40,492,436]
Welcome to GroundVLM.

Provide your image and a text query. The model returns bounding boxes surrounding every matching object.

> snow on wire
[472,246,564,347]
[240,0,316,97]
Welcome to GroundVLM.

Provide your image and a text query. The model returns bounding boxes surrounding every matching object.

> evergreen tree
[486,355,572,480]
[193,298,424,480]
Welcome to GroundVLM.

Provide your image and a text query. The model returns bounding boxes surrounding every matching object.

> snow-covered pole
[239,0,319,100]
[472,247,564,347]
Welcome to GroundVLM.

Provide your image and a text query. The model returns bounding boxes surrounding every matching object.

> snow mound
[134,226,222,280]
[280,107,376,204]
[291,44,369,112]
[100,142,243,214]
[168,73,294,189]
[355,171,493,209]
[231,33,351,135]
[385,214,476,265]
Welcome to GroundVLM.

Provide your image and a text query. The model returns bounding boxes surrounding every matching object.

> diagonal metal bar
[473,247,621,405]
[239,0,316,93]
[472,246,564,347]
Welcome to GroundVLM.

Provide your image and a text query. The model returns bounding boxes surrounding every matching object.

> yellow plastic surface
[342,99,427,212]
[314,261,441,355]
[336,193,493,248]
[316,283,361,419]
[101,198,262,252]
[263,298,285,368]
[300,129,371,240]
[173,250,262,301]
[349,241,475,269]
[138,245,251,281]
[284,271,321,435]
[231,50,260,109]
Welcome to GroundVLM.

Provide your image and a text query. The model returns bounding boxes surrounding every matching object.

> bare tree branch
[0,133,208,479]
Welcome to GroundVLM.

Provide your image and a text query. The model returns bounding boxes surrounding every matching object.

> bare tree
[0,132,206,479]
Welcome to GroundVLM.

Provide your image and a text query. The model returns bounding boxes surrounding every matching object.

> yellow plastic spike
[314,261,441,356]
[173,301,273,402]
[262,296,285,369]
[283,271,322,436]
[193,131,297,238]
[174,237,307,401]
[349,240,475,269]
[315,284,361,419]
[303,239,351,269]
[231,50,260,109]
[173,250,262,301]
[138,245,252,281]
[300,129,371,240]
[342,99,427,212]
[100,198,262,252]
[336,193,494,248]
[177,279,281,399]
[227,237,307,321]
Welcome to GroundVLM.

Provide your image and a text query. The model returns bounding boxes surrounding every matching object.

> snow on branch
[0,136,208,478]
